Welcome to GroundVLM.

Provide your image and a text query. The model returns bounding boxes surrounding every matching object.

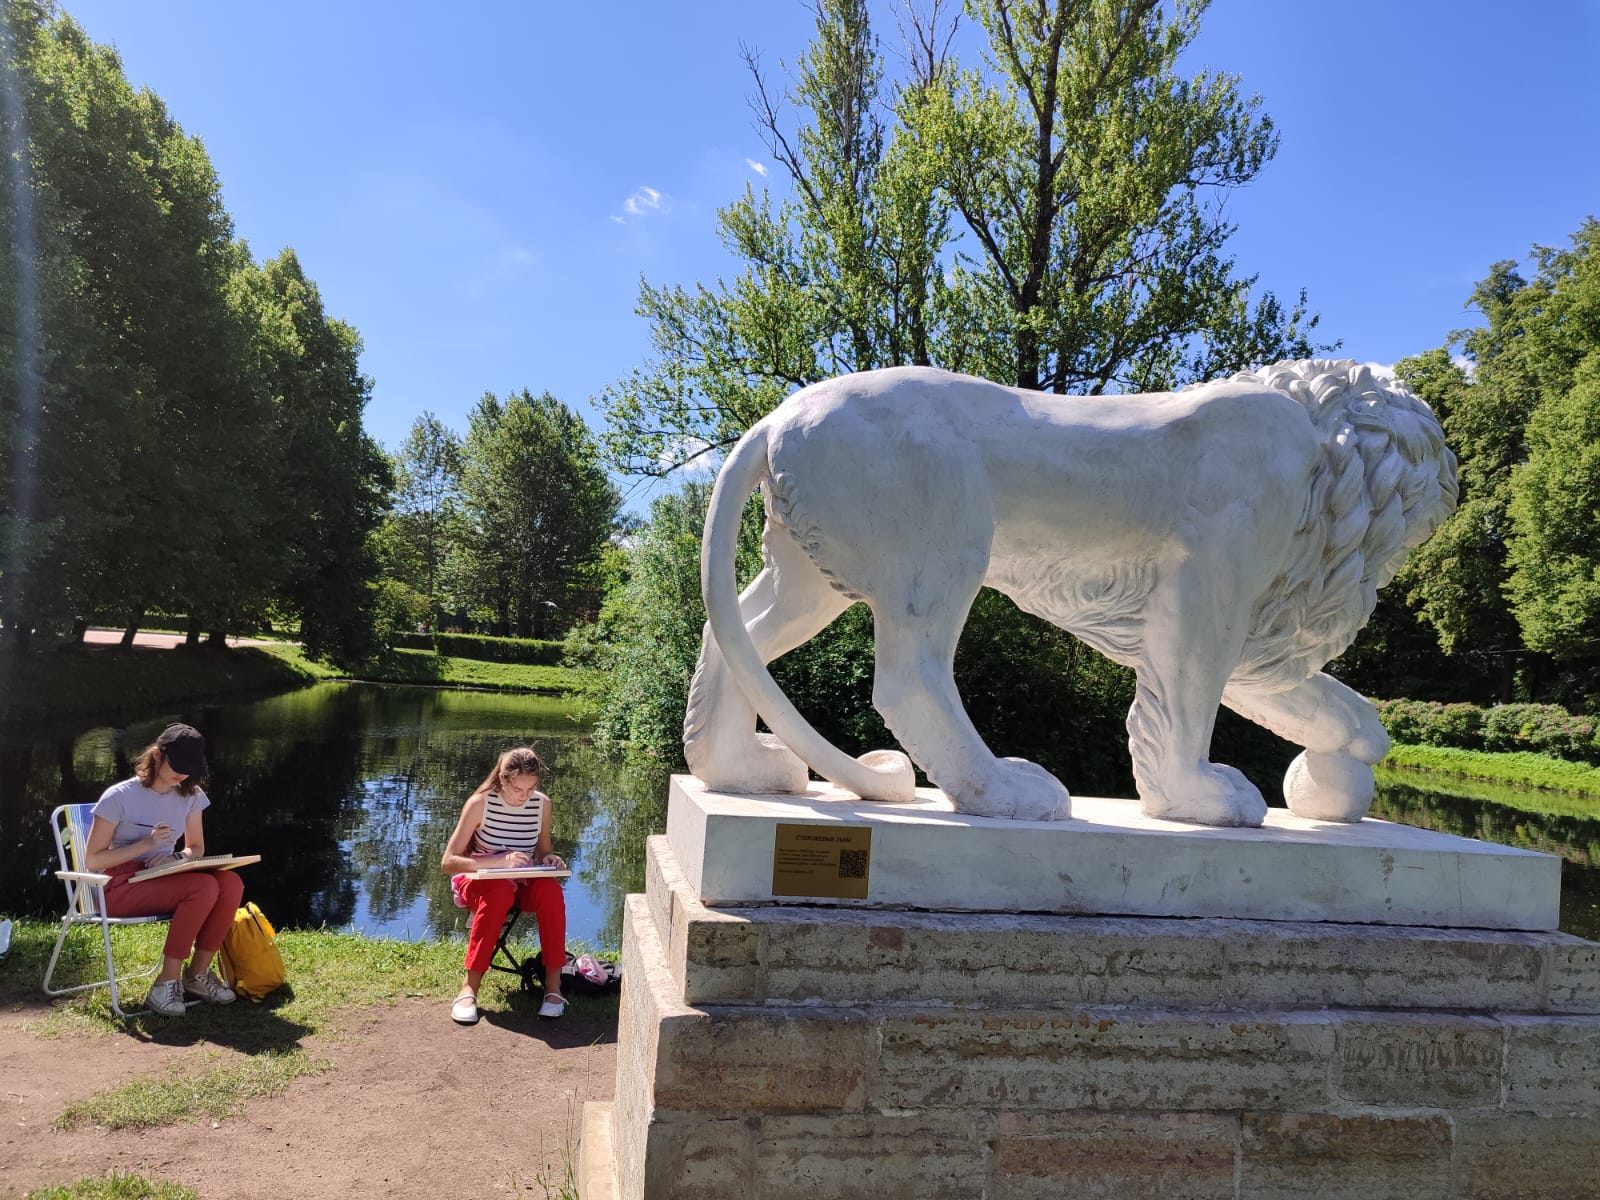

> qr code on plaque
[837,849,868,879]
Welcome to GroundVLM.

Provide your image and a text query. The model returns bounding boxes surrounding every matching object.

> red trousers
[460,876,565,975]
[103,863,244,962]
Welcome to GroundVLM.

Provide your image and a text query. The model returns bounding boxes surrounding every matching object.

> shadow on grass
[1,923,311,1053]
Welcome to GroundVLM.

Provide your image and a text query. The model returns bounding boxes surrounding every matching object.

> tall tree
[914,0,1314,393]
[235,249,391,663]
[387,412,463,629]
[1402,220,1600,697]
[0,0,256,643]
[454,390,619,637]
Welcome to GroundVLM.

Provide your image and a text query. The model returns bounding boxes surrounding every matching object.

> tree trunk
[207,627,227,647]
[120,608,143,648]
[186,617,203,648]
[9,621,31,651]
[1500,650,1516,704]
[70,617,89,644]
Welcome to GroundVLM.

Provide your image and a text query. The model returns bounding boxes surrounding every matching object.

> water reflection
[0,683,669,949]
[4,685,1597,949]
[1372,772,1600,941]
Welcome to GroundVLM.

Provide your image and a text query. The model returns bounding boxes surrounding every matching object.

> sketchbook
[129,853,262,883]
[466,866,571,880]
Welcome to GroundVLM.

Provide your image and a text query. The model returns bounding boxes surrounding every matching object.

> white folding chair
[42,803,171,1018]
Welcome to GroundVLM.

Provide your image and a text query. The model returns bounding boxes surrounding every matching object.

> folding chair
[489,904,542,993]
[42,803,171,1018]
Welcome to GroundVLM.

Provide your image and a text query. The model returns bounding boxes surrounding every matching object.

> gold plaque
[772,823,872,899]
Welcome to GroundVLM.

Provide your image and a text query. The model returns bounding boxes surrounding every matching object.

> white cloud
[658,436,720,479]
[1361,361,1397,382]
[623,185,664,216]
[745,158,769,177]
[1451,352,1477,380]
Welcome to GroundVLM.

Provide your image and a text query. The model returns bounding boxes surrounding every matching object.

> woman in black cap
[83,723,243,1016]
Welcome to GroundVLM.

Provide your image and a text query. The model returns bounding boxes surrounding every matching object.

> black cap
[156,724,209,779]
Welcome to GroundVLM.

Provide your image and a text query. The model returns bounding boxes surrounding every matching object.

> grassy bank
[0,641,594,728]
[1381,742,1600,799]
[0,644,319,727]
[255,643,593,696]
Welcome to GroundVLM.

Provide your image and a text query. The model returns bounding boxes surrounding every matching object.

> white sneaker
[146,979,187,1017]
[538,993,567,1020]
[451,993,479,1025]
[183,970,236,1005]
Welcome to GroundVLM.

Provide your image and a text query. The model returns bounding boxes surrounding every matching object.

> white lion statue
[684,360,1457,826]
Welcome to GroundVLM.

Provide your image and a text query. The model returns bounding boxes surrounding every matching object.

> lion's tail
[695,419,915,802]
[1231,359,1459,689]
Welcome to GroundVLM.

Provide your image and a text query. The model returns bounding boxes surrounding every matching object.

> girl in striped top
[440,746,568,1024]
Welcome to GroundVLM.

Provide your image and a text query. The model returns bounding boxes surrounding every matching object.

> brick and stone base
[580,815,1600,1199]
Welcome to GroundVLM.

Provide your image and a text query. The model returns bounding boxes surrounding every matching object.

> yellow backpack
[218,902,286,1001]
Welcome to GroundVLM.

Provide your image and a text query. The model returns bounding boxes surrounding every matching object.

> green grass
[55,1050,325,1130]
[1382,742,1600,799]
[26,1172,199,1200]
[257,642,593,696]
[0,643,315,726]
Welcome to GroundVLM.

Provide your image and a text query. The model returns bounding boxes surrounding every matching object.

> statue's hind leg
[1222,672,1388,822]
[870,572,1071,822]
[684,525,852,794]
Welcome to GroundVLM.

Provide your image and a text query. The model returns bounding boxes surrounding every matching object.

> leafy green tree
[1401,220,1600,699]
[1508,356,1600,661]
[234,249,392,663]
[911,0,1316,392]
[453,390,619,637]
[385,412,463,629]
[0,1,258,644]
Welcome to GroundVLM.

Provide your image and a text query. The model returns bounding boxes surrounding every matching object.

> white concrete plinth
[666,774,1562,931]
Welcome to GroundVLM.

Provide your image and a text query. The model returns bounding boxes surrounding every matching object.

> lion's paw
[1283,751,1373,822]
[953,757,1071,822]
[1143,763,1266,828]
[687,731,809,795]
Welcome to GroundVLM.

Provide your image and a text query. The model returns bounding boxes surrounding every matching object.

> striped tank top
[472,791,545,853]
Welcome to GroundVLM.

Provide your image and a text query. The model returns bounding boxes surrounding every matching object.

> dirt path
[81,630,276,649]
[0,998,616,1199]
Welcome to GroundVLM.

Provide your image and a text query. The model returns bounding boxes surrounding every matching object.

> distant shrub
[1378,698,1599,766]
[389,631,564,665]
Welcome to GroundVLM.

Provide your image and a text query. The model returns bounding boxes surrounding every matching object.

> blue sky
[62,1,1600,507]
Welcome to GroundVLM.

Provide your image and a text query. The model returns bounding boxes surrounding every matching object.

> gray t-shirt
[92,777,211,864]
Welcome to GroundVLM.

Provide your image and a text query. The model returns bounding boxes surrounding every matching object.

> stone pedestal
[581,779,1600,1200]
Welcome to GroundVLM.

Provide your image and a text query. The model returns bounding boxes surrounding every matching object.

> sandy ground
[0,997,616,1199]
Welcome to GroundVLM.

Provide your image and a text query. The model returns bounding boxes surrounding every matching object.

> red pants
[460,876,565,975]
[103,864,244,962]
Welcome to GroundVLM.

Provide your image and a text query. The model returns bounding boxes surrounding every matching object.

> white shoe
[183,970,236,1005]
[451,993,479,1025]
[538,993,567,1020]
[146,979,187,1017]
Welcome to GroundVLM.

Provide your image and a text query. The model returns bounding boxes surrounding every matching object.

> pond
[0,683,670,951]
[3,682,1598,947]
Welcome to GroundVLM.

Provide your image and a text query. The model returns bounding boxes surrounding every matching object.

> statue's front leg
[1222,672,1388,822]
[1128,562,1267,828]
